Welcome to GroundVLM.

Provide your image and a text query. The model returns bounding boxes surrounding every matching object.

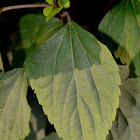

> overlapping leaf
[99,0,140,76]
[106,66,140,140]
[12,14,63,67]
[24,21,120,140]
[0,69,31,140]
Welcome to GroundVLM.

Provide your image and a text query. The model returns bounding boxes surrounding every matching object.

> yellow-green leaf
[43,6,53,16]
[45,0,54,5]
[45,7,62,23]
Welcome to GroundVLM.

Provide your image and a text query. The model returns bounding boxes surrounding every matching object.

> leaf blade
[58,0,70,8]
[25,22,120,140]
[43,6,53,16]
[45,8,62,23]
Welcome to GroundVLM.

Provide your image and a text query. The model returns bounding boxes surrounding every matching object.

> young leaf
[99,0,140,76]
[58,0,70,8]
[45,7,62,23]
[0,69,31,140]
[43,6,53,16]
[107,66,140,140]
[45,0,54,5]
[24,21,121,140]
[12,14,63,67]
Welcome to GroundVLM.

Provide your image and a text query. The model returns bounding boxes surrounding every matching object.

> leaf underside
[106,66,140,140]
[0,69,31,140]
[99,0,140,76]
[25,21,120,140]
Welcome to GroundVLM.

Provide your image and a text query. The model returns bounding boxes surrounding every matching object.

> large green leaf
[24,21,120,140]
[106,66,140,140]
[0,69,31,140]
[99,0,140,76]
[12,14,63,67]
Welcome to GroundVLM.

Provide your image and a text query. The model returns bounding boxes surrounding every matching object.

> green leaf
[58,0,70,8]
[45,0,54,5]
[99,0,140,76]
[106,66,140,140]
[12,14,63,67]
[0,69,31,140]
[0,52,4,71]
[41,133,63,140]
[43,6,53,16]
[24,21,120,140]
[45,7,62,23]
